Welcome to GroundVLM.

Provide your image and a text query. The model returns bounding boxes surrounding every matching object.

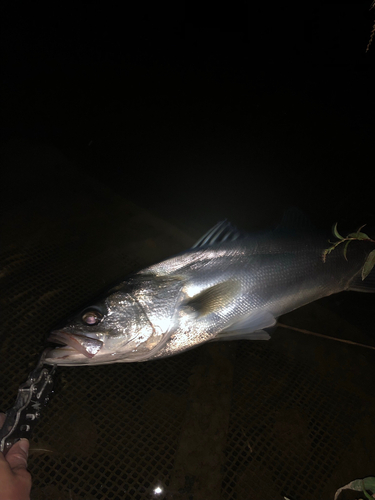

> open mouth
[47,331,103,358]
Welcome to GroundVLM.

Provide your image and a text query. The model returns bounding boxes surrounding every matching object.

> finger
[0,449,32,500]
[6,439,29,471]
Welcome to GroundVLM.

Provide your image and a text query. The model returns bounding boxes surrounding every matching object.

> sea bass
[45,211,375,366]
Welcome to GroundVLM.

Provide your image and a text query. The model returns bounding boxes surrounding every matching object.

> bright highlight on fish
[45,210,375,366]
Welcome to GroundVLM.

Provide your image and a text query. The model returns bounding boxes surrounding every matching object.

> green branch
[322,223,375,281]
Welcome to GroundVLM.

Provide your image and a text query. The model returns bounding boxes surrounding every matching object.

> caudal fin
[349,266,375,292]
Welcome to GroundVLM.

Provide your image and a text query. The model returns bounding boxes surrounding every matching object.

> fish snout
[47,330,103,359]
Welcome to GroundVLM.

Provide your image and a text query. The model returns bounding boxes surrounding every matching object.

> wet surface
[1,142,375,499]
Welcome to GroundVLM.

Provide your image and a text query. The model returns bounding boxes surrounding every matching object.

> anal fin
[214,310,276,342]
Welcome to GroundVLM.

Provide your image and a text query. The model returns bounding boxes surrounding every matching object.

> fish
[44,210,375,366]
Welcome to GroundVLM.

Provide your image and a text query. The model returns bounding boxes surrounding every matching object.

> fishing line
[276,322,375,351]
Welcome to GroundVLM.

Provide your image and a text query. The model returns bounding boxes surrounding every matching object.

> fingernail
[18,438,29,457]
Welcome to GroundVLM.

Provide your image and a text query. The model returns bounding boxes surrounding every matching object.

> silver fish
[45,210,374,366]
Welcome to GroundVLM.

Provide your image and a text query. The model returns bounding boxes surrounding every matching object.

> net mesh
[1,143,374,500]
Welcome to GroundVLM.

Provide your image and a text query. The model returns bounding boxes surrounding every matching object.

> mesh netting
[1,143,374,500]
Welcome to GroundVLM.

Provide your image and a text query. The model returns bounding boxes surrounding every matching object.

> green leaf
[334,477,375,500]
[334,479,364,500]
[363,476,375,499]
[343,240,351,261]
[348,231,370,240]
[332,223,344,240]
[363,488,374,500]
[363,477,375,491]
[362,249,375,281]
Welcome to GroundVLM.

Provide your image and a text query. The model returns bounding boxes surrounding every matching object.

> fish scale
[45,211,375,366]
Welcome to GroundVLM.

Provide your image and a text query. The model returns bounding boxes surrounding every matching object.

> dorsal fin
[192,220,249,248]
[192,209,314,249]
[275,207,316,234]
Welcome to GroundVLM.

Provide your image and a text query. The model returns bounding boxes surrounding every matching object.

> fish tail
[348,266,375,293]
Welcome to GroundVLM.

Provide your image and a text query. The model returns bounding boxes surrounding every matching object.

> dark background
[2,4,375,499]
[1,2,375,233]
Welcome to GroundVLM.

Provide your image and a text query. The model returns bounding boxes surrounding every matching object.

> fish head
[45,275,184,365]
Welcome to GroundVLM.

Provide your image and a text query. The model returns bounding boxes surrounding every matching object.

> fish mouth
[47,331,103,359]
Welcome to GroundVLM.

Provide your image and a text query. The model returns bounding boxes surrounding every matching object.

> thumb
[6,439,29,470]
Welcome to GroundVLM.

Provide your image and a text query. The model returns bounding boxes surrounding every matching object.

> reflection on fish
[45,210,375,366]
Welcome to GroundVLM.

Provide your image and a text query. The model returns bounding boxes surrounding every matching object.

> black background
[1,2,375,232]
[2,5,375,498]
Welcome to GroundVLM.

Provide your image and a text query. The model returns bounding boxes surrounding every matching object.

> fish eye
[81,309,103,326]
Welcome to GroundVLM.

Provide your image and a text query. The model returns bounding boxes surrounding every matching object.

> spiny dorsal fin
[192,220,249,248]
[192,209,314,249]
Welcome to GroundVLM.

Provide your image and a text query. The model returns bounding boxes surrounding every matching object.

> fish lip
[47,330,103,358]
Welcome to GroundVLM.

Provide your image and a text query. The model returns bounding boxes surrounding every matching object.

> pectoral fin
[186,281,241,316]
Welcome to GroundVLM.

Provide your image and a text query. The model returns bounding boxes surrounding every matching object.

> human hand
[0,413,32,500]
